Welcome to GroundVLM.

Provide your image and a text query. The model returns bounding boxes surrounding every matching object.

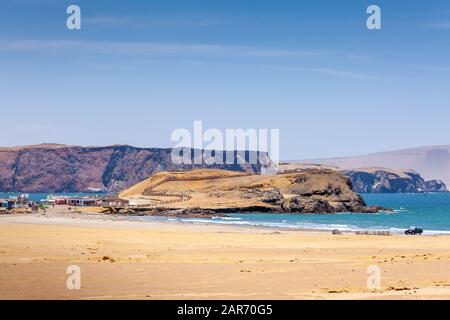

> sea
[2,192,450,235]
[134,193,450,235]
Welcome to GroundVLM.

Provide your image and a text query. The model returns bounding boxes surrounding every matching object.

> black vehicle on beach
[405,227,424,235]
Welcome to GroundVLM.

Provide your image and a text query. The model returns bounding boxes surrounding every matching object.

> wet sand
[1,212,450,300]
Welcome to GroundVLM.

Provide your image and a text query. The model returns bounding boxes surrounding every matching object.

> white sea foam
[212,217,242,220]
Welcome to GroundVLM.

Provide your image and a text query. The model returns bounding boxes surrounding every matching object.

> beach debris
[388,286,413,291]
[100,255,115,262]
[327,289,349,294]
[355,231,391,236]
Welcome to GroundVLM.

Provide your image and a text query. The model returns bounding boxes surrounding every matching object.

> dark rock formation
[424,180,448,193]
[0,144,270,193]
[344,169,448,193]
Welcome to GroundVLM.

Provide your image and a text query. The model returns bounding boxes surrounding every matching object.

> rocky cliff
[0,144,269,193]
[119,169,385,214]
[301,145,450,187]
[344,168,448,193]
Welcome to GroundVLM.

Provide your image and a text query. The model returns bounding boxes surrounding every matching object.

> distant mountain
[0,144,269,193]
[298,145,450,187]
[344,168,447,193]
[279,163,448,194]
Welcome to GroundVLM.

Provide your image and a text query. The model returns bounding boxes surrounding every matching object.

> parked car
[405,227,424,235]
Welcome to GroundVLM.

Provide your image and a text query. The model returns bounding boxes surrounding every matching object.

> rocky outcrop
[119,169,388,214]
[424,180,448,193]
[344,168,448,193]
[0,144,270,193]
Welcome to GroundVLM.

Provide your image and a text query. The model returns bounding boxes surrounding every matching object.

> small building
[41,199,56,206]
[67,197,98,207]
[55,198,68,205]
[0,194,32,211]
[7,199,17,210]
[0,198,8,208]
[17,193,29,204]
[44,195,68,205]
[100,197,129,208]
[6,194,30,209]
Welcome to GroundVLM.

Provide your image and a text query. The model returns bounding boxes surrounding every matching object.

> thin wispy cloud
[311,67,375,80]
[424,20,450,29]
[83,15,131,27]
[405,64,450,72]
[84,14,220,28]
[0,39,320,58]
[345,53,373,62]
[266,65,377,80]
[0,39,378,80]
[422,9,450,17]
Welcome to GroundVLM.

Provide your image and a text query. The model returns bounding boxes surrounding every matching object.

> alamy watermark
[66,5,81,30]
[367,265,381,290]
[367,5,382,30]
[66,265,81,290]
[170,121,280,174]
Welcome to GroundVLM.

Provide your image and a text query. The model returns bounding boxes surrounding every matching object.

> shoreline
[0,212,331,236]
[2,209,449,236]
[0,211,394,236]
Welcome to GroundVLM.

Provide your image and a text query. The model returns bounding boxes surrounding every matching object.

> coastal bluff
[119,169,384,214]
[0,144,269,193]
[344,168,448,193]
[279,163,448,193]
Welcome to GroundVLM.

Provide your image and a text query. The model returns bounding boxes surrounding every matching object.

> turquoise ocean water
[133,193,450,235]
[3,192,450,235]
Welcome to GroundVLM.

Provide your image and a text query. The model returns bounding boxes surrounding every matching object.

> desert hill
[119,169,383,214]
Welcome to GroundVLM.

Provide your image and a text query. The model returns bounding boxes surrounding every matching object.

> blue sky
[1,0,450,159]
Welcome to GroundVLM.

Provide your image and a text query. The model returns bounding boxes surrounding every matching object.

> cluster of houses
[0,194,129,211]
[0,194,31,210]
[43,195,130,207]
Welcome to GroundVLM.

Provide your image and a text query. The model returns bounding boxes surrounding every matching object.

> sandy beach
[1,210,450,300]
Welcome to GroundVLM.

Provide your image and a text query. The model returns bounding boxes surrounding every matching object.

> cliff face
[303,145,450,187]
[0,144,268,193]
[119,169,384,214]
[344,168,448,193]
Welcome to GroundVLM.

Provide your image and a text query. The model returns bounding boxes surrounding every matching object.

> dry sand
[1,212,450,300]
